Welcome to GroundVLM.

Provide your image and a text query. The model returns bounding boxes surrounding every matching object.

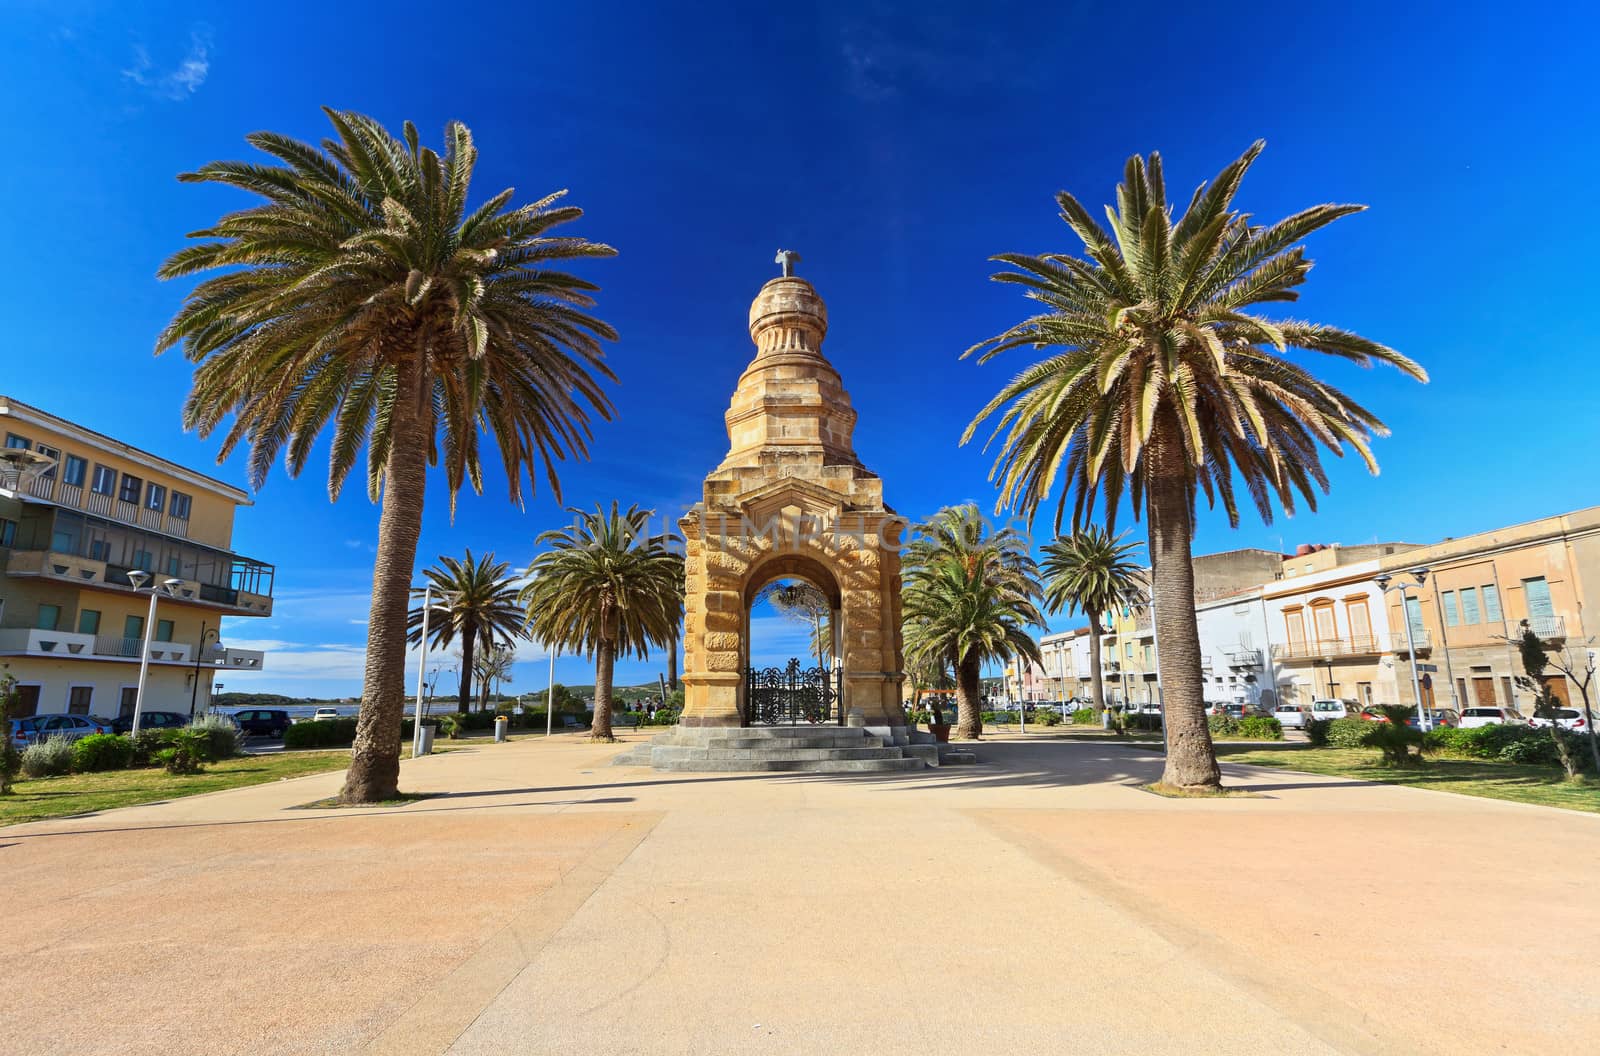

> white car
[1274,703,1312,728]
[1459,706,1529,729]
[1529,707,1589,731]
[312,707,340,722]
[1310,698,1356,721]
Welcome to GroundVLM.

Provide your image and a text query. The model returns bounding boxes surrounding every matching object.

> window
[155,619,174,642]
[132,549,153,571]
[123,614,144,640]
[1523,577,1553,619]
[0,518,15,547]
[62,454,87,487]
[51,529,73,552]
[1124,643,1133,659]
[5,433,31,450]
[36,604,61,630]
[35,444,59,479]
[1143,645,1154,665]
[118,473,143,504]
[91,465,116,496]
[77,609,100,635]
[1346,598,1372,646]
[1460,587,1480,625]
[1285,609,1306,649]
[169,491,192,520]
[145,482,166,511]
[89,539,109,561]
[1402,595,1425,640]
[166,554,181,577]
[67,686,93,716]
[1441,590,1459,627]
[1312,603,1337,644]
[1483,584,1502,623]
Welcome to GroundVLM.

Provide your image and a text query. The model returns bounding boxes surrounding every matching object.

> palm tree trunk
[342,361,430,804]
[593,634,616,742]
[457,633,475,714]
[1147,411,1220,791]
[1087,613,1105,715]
[954,653,983,740]
[666,626,678,691]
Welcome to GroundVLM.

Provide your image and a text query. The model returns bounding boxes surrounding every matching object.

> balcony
[4,546,274,617]
[1517,615,1567,641]
[1272,633,1431,661]
[92,635,194,663]
[0,627,97,657]
[1224,646,1262,668]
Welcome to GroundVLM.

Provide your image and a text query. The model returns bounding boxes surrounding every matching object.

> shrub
[645,707,681,726]
[71,733,134,773]
[283,718,357,749]
[1125,712,1162,732]
[1325,718,1376,749]
[1071,707,1096,725]
[130,729,168,767]
[156,730,207,774]
[1304,717,1333,746]
[187,714,241,761]
[436,714,466,740]
[21,735,77,778]
[1207,714,1239,736]
[1235,716,1283,741]
[1029,709,1061,727]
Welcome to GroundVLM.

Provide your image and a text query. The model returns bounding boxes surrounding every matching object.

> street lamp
[126,571,183,737]
[1376,567,1431,731]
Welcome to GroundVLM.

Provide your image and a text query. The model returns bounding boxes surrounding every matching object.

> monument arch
[679,261,909,742]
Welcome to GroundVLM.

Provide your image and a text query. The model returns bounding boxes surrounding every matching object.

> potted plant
[926,699,952,743]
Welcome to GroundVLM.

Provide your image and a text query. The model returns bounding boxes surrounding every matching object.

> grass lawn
[1217,743,1600,814]
[0,751,352,827]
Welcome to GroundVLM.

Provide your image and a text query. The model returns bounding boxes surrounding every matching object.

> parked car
[1529,708,1589,731]
[110,711,189,735]
[1310,698,1356,721]
[1212,702,1249,719]
[1459,706,1529,729]
[231,709,292,737]
[311,707,341,723]
[1274,703,1312,729]
[1408,709,1460,729]
[9,713,113,748]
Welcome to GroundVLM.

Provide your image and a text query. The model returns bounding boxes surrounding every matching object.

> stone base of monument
[610,725,929,773]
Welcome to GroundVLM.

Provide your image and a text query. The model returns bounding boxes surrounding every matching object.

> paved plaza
[5,734,1598,1056]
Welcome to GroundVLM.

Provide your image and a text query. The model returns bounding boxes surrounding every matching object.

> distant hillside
[214,682,672,709]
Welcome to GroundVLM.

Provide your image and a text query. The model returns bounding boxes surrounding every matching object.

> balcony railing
[1517,615,1567,640]
[0,627,96,656]
[1272,633,1431,661]
[1224,647,1262,668]
[90,635,192,663]
[86,490,113,515]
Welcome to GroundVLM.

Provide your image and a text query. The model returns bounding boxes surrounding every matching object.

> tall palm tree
[407,549,525,714]
[521,504,684,741]
[156,110,618,803]
[902,504,1046,739]
[1040,526,1146,715]
[963,142,1426,789]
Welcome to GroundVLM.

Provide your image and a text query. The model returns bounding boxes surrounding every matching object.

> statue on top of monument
[775,249,801,277]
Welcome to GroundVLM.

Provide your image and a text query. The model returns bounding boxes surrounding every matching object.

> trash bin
[415,724,435,756]
[494,716,509,743]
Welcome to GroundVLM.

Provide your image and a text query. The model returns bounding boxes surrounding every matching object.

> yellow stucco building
[1,396,271,719]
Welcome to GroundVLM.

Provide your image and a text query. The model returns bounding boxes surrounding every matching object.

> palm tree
[1040,526,1146,715]
[902,504,1046,739]
[963,142,1426,789]
[521,504,684,741]
[156,110,618,803]
[407,549,525,714]
[755,581,833,671]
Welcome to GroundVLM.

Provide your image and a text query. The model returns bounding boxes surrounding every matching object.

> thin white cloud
[122,29,212,100]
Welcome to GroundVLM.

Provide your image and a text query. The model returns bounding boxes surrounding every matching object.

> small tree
[1537,640,1600,775]
[473,645,516,710]
[0,673,19,794]
[1368,704,1424,766]
[1511,624,1580,780]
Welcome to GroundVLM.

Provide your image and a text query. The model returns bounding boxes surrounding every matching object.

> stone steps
[651,745,904,763]
[653,756,926,773]
[700,734,885,750]
[612,724,928,773]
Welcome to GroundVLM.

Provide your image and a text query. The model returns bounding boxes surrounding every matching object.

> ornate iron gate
[746,658,842,726]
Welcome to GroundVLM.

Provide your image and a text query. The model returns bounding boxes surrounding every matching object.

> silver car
[1274,703,1313,728]
[10,713,113,748]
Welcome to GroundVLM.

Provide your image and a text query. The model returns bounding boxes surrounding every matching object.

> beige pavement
[3,733,1597,1055]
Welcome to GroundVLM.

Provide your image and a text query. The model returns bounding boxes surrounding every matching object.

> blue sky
[4,1,1597,698]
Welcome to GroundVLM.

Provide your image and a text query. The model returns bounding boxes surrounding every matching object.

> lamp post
[126,571,182,737]
[412,584,432,757]
[189,623,220,717]
[1376,567,1431,732]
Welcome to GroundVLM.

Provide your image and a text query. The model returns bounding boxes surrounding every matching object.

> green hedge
[1029,709,1062,727]
[1072,707,1097,725]
[1424,723,1595,771]
[1207,714,1282,739]
[1326,718,1376,748]
[284,718,358,749]
[1305,717,1333,746]
[72,733,134,772]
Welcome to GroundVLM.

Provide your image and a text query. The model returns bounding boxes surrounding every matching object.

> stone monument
[676,257,911,746]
